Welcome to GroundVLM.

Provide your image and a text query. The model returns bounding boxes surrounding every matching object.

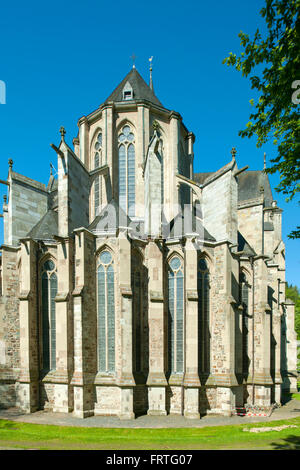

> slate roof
[88,199,132,232]
[193,172,213,185]
[104,68,163,108]
[166,212,216,241]
[194,168,274,207]
[237,170,273,206]
[27,210,58,241]
[238,231,256,256]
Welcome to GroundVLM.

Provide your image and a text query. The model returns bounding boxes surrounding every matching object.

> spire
[263,152,266,170]
[149,56,154,92]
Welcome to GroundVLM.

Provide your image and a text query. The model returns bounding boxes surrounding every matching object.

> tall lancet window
[118,125,135,217]
[178,143,190,209]
[41,259,57,372]
[198,258,210,375]
[97,250,115,373]
[168,256,184,374]
[94,132,102,218]
[240,272,249,375]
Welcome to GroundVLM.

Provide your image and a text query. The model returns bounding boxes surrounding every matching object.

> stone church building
[0,67,297,419]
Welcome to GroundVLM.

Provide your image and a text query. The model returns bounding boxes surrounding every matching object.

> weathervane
[130,53,136,69]
[149,56,153,91]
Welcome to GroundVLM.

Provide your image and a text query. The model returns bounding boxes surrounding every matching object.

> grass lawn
[1,417,300,450]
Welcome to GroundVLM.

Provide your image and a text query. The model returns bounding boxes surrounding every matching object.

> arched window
[94,132,102,217]
[168,256,184,374]
[240,272,249,376]
[118,125,135,217]
[198,258,210,375]
[178,143,190,210]
[97,250,115,372]
[41,259,57,372]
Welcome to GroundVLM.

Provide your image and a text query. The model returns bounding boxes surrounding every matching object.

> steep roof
[27,210,58,241]
[195,168,274,207]
[238,231,256,256]
[104,68,163,107]
[237,170,273,206]
[88,199,132,232]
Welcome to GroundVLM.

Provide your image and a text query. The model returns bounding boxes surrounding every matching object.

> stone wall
[202,170,237,244]
[7,174,48,246]
[0,246,20,408]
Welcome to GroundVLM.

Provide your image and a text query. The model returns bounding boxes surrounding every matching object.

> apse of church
[0,67,297,418]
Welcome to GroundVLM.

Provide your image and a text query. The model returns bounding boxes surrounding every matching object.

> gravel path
[1,399,300,429]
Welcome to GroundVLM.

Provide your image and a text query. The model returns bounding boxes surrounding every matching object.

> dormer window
[122,81,133,101]
[124,90,132,100]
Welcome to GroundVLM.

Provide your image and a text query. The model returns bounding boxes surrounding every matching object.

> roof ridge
[104,68,163,107]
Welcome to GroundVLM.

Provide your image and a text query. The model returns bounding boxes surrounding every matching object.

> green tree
[223,0,300,238]
[286,283,300,339]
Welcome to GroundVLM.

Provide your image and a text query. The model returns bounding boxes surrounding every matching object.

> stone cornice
[72,285,84,297]
[55,292,69,303]
[0,244,20,252]
[238,197,264,209]
[120,285,132,298]
[150,290,164,302]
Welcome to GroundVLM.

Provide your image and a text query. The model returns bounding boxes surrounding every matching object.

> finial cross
[60,126,66,139]
[231,147,237,158]
[8,158,13,169]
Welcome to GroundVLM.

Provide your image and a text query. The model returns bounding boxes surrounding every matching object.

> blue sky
[0,0,299,286]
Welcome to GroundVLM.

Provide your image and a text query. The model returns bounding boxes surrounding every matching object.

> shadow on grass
[0,421,19,430]
[271,435,300,450]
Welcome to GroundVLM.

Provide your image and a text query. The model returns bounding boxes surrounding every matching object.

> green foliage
[286,283,300,339]
[223,0,300,238]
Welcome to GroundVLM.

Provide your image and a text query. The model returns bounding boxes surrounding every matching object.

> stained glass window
[168,256,184,374]
[178,143,190,209]
[41,260,57,372]
[198,258,210,374]
[118,125,135,216]
[97,250,115,372]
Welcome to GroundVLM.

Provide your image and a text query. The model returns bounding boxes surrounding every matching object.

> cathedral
[0,66,297,419]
